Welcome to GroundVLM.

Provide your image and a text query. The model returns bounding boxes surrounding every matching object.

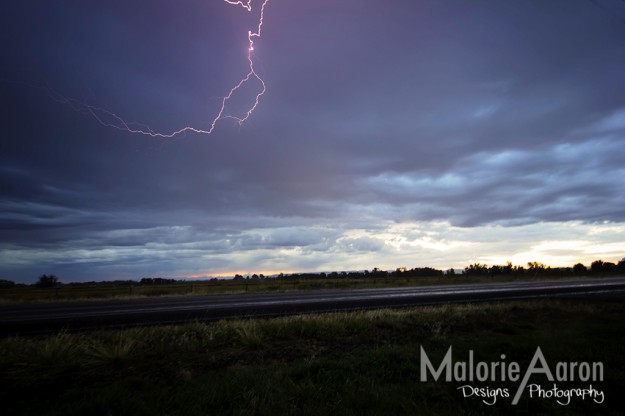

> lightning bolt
[51,0,270,138]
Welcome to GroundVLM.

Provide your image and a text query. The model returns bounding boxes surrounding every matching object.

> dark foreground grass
[1,300,623,415]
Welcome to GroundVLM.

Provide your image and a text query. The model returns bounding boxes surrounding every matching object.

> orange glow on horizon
[185,268,302,279]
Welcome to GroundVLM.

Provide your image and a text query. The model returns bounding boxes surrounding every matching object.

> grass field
[1,299,623,415]
[0,273,592,303]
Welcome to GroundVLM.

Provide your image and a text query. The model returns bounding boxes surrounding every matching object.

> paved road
[2,277,625,335]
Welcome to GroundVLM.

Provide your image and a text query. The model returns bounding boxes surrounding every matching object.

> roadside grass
[1,300,623,415]
[0,274,594,303]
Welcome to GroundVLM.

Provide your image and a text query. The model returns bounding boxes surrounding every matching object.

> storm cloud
[1,0,624,282]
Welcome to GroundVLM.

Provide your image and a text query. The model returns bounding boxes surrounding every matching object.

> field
[1,299,623,415]
[0,273,590,302]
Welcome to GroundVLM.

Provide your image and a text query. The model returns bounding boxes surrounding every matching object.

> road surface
[1,277,624,336]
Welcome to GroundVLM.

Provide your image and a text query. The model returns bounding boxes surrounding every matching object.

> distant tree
[445,268,456,276]
[527,262,546,272]
[139,277,176,285]
[0,279,16,288]
[489,265,503,275]
[464,263,488,275]
[619,258,625,273]
[591,260,605,274]
[371,267,386,278]
[37,274,59,288]
[573,263,587,275]
[513,265,526,274]
[602,262,617,273]
[590,260,617,274]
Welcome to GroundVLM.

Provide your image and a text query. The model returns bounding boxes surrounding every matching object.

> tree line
[0,258,622,288]
[461,259,625,276]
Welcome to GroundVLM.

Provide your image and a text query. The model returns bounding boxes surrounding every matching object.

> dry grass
[0,300,623,415]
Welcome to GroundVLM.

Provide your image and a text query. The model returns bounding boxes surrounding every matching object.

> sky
[1,0,625,283]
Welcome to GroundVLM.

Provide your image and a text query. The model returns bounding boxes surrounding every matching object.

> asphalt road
[2,277,625,336]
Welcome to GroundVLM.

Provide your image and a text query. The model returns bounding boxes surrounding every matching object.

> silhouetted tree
[527,262,546,272]
[603,262,617,273]
[573,263,587,275]
[591,260,605,274]
[370,267,388,278]
[464,263,488,275]
[513,265,526,274]
[37,274,59,288]
[0,279,16,287]
[489,265,503,275]
[139,277,176,285]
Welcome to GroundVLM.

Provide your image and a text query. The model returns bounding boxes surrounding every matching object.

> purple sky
[1,0,625,283]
